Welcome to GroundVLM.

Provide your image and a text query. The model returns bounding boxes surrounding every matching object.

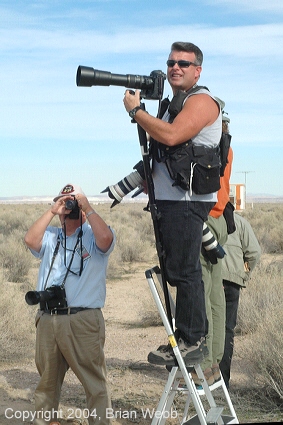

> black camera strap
[43,223,84,291]
[62,228,84,287]
[43,237,60,290]
[63,214,84,278]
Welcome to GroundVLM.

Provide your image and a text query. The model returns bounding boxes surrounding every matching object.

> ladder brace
[145,266,239,425]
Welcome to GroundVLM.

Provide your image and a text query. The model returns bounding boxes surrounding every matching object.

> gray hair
[170,42,203,66]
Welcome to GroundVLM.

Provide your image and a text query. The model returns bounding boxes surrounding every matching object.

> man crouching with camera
[24,183,115,425]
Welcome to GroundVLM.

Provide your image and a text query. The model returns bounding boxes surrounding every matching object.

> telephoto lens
[76,66,154,90]
[76,66,166,100]
[202,223,226,264]
[101,161,145,208]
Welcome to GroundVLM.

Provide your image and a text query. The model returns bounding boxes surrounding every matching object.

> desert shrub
[247,305,283,399]
[0,204,51,233]
[114,224,153,262]
[139,278,175,328]
[106,240,123,279]
[237,260,283,402]
[0,211,29,235]
[0,229,31,282]
[127,207,154,239]
[236,262,283,335]
[242,204,283,254]
[139,299,163,327]
[0,205,49,283]
[105,203,156,266]
[0,275,35,361]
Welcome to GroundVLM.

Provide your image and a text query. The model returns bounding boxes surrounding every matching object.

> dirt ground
[0,264,262,425]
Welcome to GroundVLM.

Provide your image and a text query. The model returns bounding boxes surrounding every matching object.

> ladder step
[206,406,224,424]
[221,415,238,424]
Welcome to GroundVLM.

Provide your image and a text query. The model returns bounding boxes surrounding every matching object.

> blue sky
[1,0,283,198]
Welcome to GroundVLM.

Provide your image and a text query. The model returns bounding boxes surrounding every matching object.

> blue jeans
[156,200,214,345]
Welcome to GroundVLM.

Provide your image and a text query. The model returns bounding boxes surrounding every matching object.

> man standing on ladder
[123,41,222,366]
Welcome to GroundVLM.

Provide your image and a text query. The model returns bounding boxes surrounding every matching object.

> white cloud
[1,19,283,59]
[205,0,283,14]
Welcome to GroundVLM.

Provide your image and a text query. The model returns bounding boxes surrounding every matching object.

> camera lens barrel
[25,291,41,305]
[101,160,145,208]
[76,66,154,90]
[65,199,76,210]
[110,170,144,202]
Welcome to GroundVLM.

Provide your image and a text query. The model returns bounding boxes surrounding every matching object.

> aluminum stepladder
[146,266,239,425]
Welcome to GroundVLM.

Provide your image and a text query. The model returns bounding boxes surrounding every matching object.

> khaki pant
[200,214,228,370]
[34,309,110,425]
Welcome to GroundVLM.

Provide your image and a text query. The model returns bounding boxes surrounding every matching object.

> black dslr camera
[76,66,166,100]
[65,197,80,219]
[25,285,67,309]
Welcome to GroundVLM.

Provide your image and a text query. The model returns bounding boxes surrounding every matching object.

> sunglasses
[166,60,198,68]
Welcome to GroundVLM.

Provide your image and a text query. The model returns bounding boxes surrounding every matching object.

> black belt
[42,307,91,315]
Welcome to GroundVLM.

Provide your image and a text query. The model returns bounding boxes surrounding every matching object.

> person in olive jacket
[220,212,261,388]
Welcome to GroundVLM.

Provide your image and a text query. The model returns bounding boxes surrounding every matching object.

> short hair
[170,42,203,66]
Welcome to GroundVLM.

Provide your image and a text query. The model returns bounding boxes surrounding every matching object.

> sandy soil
[0,264,253,425]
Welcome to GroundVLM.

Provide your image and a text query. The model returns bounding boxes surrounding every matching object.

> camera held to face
[65,197,80,219]
[25,285,68,310]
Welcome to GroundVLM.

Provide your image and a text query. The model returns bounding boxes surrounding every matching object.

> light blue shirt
[30,222,116,308]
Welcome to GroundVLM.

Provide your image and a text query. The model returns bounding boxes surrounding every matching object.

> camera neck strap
[62,226,84,287]
[63,214,83,275]
[43,222,84,290]
[43,237,60,290]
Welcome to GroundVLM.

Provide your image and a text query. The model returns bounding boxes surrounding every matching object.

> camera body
[76,66,166,100]
[65,197,80,219]
[25,285,67,310]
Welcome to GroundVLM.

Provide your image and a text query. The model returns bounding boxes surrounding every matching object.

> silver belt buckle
[50,308,58,315]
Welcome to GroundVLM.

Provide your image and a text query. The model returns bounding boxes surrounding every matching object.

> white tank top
[153,89,221,202]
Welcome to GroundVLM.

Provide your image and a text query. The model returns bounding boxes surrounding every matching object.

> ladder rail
[149,268,221,413]
[150,266,238,422]
[146,268,209,425]
[146,266,239,425]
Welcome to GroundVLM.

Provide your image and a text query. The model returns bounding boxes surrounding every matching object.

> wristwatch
[129,106,142,118]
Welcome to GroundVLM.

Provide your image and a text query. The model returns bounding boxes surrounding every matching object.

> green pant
[200,214,228,370]
[34,308,110,425]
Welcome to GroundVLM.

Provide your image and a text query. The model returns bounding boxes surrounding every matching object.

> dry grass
[236,259,283,410]
[0,202,283,421]
[241,203,283,254]
[0,280,35,361]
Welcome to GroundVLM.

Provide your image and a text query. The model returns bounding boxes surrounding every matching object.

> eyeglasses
[166,60,198,68]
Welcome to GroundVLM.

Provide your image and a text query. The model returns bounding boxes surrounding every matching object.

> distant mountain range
[0,193,282,204]
[247,193,283,203]
[0,193,148,204]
